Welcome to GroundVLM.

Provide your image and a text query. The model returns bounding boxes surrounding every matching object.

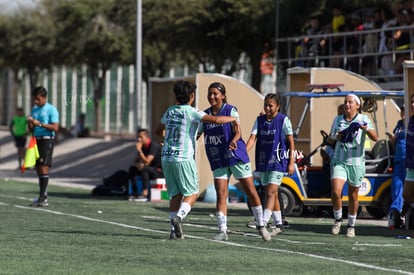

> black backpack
[92,170,129,196]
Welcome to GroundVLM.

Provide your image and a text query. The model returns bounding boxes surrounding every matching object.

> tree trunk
[90,66,107,133]
[94,97,101,133]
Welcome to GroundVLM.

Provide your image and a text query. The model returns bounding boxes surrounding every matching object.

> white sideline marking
[0,199,412,275]
[353,242,402,247]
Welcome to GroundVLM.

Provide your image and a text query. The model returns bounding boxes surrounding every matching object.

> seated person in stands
[70,113,90,137]
[128,128,163,201]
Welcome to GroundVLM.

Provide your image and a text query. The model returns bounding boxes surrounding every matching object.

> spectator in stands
[345,14,364,72]
[373,8,384,29]
[363,11,376,29]
[332,6,346,33]
[394,10,411,74]
[378,7,396,53]
[377,7,397,79]
[380,36,395,79]
[330,6,346,68]
[403,0,414,13]
[362,11,378,75]
[128,128,163,201]
[260,42,274,95]
[303,17,325,67]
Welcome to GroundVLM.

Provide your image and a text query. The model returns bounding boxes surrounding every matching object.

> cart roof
[279,91,404,99]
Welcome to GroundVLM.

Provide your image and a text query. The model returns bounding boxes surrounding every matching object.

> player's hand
[287,163,295,175]
[229,140,237,150]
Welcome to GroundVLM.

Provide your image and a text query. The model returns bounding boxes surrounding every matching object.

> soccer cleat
[346,226,356,238]
[128,196,147,202]
[37,200,49,207]
[213,231,228,241]
[246,219,257,229]
[171,216,184,239]
[331,219,342,235]
[31,198,49,207]
[169,230,176,239]
[257,226,271,241]
[135,196,148,202]
[128,196,137,202]
[270,225,282,236]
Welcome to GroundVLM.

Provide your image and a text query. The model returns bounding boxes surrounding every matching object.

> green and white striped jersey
[330,113,374,166]
[160,104,206,162]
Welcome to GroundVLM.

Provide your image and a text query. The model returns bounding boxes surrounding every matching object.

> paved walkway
[0,129,136,190]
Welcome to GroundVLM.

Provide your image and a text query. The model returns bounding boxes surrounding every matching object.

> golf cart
[265,89,404,218]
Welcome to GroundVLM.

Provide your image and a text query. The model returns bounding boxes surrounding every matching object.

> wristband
[39,123,43,127]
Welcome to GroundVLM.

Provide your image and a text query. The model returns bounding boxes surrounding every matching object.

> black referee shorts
[36,137,55,167]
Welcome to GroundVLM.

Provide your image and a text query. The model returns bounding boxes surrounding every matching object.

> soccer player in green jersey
[329,94,377,237]
[9,107,28,169]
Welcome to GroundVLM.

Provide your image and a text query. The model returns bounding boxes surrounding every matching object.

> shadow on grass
[49,191,128,201]
[152,204,252,218]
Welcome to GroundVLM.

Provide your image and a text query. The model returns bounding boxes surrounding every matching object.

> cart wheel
[366,206,386,219]
[279,186,296,215]
[366,191,391,219]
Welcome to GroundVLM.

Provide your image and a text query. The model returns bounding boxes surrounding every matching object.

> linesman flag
[21,136,40,173]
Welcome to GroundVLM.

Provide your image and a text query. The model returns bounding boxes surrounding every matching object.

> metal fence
[0,64,145,135]
[276,24,414,86]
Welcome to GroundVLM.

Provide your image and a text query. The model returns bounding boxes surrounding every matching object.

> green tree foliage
[0,9,55,89]
[0,0,394,131]
[45,0,134,131]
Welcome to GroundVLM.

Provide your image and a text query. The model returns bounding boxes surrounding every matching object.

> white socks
[272,211,282,226]
[251,205,265,227]
[216,211,227,232]
[263,209,272,224]
[177,202,191,220]
[348,214,357,227]
[333,208,342,221]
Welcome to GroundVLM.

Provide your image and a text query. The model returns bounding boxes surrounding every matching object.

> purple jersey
[203,104,250,170]
[255,114,289,172]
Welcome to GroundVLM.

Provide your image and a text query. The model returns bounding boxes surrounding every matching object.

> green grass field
[0,178,413,275]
